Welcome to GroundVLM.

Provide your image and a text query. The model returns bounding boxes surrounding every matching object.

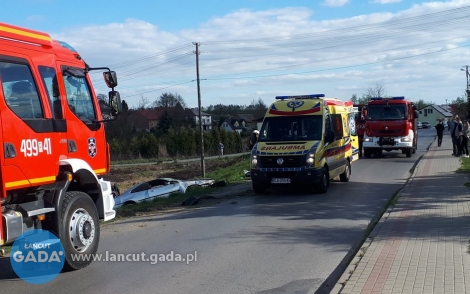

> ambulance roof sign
[275,94,325,100]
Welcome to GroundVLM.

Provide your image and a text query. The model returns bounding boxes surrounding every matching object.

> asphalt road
[0,129,438,294]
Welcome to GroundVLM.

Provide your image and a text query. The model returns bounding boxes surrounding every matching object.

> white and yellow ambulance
[250,94,358,194]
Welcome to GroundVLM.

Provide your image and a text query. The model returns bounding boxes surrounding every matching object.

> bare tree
[365,83,387,98]
[153,92,187,108]
[138,95,149,110]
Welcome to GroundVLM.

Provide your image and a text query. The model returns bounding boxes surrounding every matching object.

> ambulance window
[324,111,331,133]
[306,118,322,140]
[331,114,343,140]
[0,61,44,119]
[62,67,97,122]
[38,66,63,119]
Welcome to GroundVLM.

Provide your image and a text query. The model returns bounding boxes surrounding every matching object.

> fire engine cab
[0,22,122,270]
[362,96,418,158]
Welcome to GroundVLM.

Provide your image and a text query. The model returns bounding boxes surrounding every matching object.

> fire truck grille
[259,156,302,168]
[374,130,402,134]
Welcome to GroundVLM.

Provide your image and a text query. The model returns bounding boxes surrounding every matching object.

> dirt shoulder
[107,157,248,193]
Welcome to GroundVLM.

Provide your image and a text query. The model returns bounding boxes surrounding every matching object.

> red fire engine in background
[0,22,122,270]
[361,96,418,158]
[353,104,367,157]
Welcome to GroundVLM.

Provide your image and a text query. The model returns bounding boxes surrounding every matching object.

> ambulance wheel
[316,167,329,194]
[252,183,267,194]
[59,191,100,271]
[364,148,372,158]
[340,161,351,182]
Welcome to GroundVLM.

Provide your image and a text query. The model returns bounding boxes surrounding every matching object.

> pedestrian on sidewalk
[451,115,459,156]
[453,117,463,156]
[435,119,445,147]
[461,120,470,158]
[218,142,224,158]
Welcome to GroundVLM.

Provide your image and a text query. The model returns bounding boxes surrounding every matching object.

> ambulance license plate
[271,178,291,184]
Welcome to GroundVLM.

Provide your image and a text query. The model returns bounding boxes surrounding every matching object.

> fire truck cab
[362,96,418,158]
[250,94,358,194]
[0,22,122,270]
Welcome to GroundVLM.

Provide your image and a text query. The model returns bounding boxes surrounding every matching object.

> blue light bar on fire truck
[275,94,325,100]
[370,96,405,100]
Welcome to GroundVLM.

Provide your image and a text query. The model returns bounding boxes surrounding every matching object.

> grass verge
[114,155,251,218]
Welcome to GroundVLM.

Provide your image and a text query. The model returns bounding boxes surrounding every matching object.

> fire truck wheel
[364,148,372,158]
[316,167,329,194]
[59,191,100,271]
[340,161,351,182]
[252,183,267,194]
[405,148,412,158]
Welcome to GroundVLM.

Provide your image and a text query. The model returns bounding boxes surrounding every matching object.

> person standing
[218,142,224,158]
[453,117,463,156]
[451,115,459,156]
[461,120,470,158]
[435,119,445,147]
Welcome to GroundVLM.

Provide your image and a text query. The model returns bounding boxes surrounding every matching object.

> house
[220,121,236,133]
[127,108,164,132]
[417,104,453,125]
[231,114,256,132]
[185,108,212,131]
[216,114,256,134]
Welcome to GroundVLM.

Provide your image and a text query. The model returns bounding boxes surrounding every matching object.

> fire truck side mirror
[109,90,122,116]
[414,110,419,119]
[103,71,118,88]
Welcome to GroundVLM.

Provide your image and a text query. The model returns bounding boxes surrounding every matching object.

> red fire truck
[362,96,418,158]
[0,22,122,270]
[353,104,367,157]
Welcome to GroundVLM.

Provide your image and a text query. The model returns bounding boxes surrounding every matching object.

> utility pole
[462,65,470,119]
[194,42,205,177]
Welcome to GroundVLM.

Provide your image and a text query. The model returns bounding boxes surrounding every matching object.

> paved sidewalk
[332,133,470,294]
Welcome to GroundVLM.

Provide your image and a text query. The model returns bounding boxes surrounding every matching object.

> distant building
[220,121,236,133]
[127,108,165,132]
[231,113,256,132]
[417,104,453,125]
[185,108,212,131]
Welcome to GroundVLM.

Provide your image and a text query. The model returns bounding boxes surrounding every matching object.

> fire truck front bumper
[362,136,413,149]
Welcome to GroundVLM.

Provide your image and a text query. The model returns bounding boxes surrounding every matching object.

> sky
[2,0,470,109]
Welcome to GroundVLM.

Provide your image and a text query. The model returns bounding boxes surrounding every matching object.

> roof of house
[418,104,453,117]
[186,108,211,116]
[138,108,165,120]
[233,113,256,122]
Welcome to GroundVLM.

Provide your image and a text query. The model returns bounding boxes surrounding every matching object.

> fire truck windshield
[367,104,406,120]
[259,116,323,142]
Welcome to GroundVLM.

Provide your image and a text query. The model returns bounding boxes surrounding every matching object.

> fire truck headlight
[401,137,411,142]
[364,137,373,142]
[306,153,315,166]
[251,155,258,169]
